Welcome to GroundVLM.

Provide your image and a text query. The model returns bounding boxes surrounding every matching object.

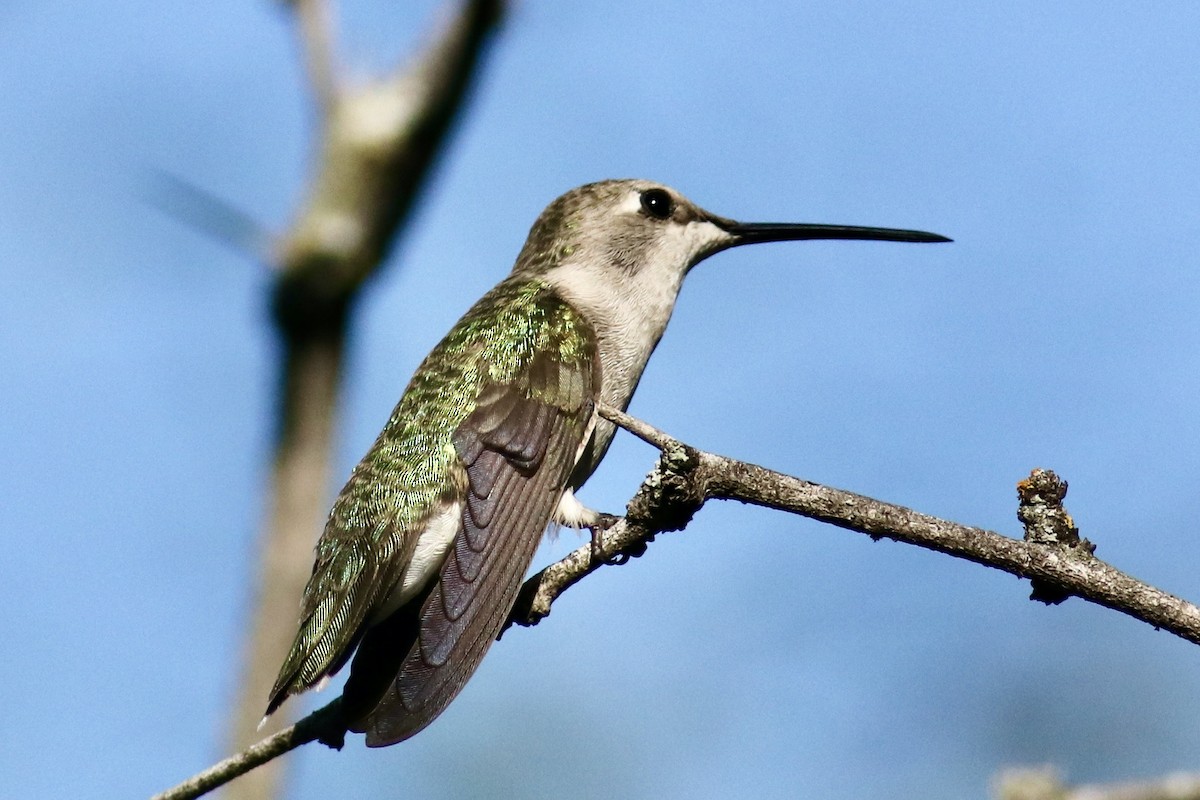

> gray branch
[160,408,1200,799]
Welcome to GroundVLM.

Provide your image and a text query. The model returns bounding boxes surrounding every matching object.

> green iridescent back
[357,275,592,513]
[267,276,595,708]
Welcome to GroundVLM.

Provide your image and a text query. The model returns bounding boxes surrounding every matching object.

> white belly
[369,500,463,624]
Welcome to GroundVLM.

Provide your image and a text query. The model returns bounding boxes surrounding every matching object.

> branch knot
[1017,468,1095,605]
[625,442,703,534]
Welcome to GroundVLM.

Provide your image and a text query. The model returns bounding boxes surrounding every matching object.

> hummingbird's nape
[265,178,950,747]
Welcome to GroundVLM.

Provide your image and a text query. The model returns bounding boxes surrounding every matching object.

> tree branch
[272,0,504,306]
[162,409,1200,799]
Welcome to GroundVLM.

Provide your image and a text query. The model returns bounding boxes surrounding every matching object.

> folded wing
[349,335,598,745]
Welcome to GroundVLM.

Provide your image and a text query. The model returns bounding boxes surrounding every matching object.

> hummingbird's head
[513,179,731,283]
[513,178,949,285]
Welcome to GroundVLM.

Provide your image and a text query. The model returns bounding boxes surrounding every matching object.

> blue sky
[3,2,1200,798]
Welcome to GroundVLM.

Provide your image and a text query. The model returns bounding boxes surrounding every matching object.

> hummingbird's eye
[639,188,674,220]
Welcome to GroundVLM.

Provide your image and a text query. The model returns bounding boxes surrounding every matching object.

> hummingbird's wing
[344,336,598,746]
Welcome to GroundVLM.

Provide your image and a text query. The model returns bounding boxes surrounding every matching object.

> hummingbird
[265,178,950,746]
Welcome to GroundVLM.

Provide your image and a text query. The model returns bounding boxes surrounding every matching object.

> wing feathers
[358,354,592,745]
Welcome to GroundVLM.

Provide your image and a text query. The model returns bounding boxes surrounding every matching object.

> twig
[153,701,343,800]
[142,170,273,261]
[284,0,340,115]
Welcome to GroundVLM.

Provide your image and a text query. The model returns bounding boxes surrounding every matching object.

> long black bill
[726,221,951,245]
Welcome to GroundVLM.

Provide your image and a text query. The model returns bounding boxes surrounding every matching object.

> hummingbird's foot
[555,489,625,564]
[587,512,622,566]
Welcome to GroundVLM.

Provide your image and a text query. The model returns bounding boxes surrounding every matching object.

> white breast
[545,251,683,408]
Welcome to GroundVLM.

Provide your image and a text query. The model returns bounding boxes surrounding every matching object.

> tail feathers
[261,519,418,721]
[263,661,306,719]
[263,570,377,718]
[263,660,332,719]
[340,580,432,737]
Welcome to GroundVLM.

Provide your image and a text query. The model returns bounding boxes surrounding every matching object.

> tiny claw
[619,538,651,561]
[594,512,621,530]
[587,513,621,566]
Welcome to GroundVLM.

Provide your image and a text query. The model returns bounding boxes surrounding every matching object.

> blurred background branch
[226,2,505,798]
[996,766,1200,800]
